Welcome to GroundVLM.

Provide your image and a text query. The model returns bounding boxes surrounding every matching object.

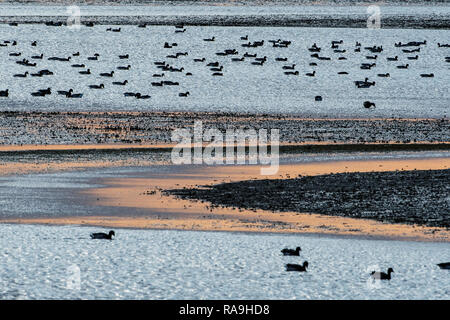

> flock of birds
[90,230,450,277]
[0,23,449,108]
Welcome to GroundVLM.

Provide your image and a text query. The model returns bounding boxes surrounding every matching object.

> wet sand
[3,157,449,242]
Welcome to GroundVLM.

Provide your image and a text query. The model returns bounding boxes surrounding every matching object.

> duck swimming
[89,84,105,89]
[371,268,394,280]
[281,247,301,256]
[112,80,128,85]
[286,261,308,272]
[90,230,115,240]
[437,262,450,269]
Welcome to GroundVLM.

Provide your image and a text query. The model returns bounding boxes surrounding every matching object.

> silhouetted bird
[90,230,115,239]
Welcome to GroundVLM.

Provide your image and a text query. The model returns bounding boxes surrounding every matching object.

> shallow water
[0,22,449,117]
[0,223,448,299]
[0,151,448,219]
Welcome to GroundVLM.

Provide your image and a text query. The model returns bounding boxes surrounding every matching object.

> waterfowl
[371,268,394,280]
[108,27,121,32]
[437,262,450,269]
[90,230,115,239]
[203,37,215,42]
[244,52,257,58]
[38,87,51,94]
[207,62,219,67]
[162,81,179,86]
[334,49,346,53]
[255,56,267,62]
[308,43,321,52]
[402,48,420,53]
[154,61,165,66]
[179,91,190,97]
[72,52,80,56]
[355,78,375,88]
[365,45,383,53]
[117,65,131,70]
[9,52,21,57]
[175,24,184,29]
[31,54,43,59]
[407,55,418,60]
[377,73,390,77]
[240,35,248,40]
[100,71,114,77]
[397,64,409,69]
[366,55,377,60]
[31,90,49,97]
[438,43,450,48]
[354,48,361,52]
[57,89,73,96]
[212,72,223,76]
[89,84,105,89]
[138,23,147,28]
[363,101,376,109]
[71,64,85,68]
[420,73,434,78]
[48,56,71,62]
[275,57,288,62]
[281,247,301,256]
[119,54,129,59]
[152,73,164,77]
[170,67,184,72]
[387,56,398,61]
[151,81,163,86]
[87,55,99,61]
[282,64,295,70]
[210,66,223,72]
[85,22,94,27]
[286,261,308,272]
[309,62,318,66]
[315,96,323,101]
[123,92,136,97]
[66,91,83,98]
[338,57,347,60]
[338,71,348,75]
[305,70,316,77]
[38,69,53,76]
[135,93,150,99]
[14,72,29,78]
[194,58,205,62]
[232,57,245,62]
[360,63,376,70]
[175,28,186,33]
[0,89,8,97]
[30,72,44,77]
[284,71,299,75]
[251,60,264,66]
[79,69,91,75]
[112,80,128,85]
